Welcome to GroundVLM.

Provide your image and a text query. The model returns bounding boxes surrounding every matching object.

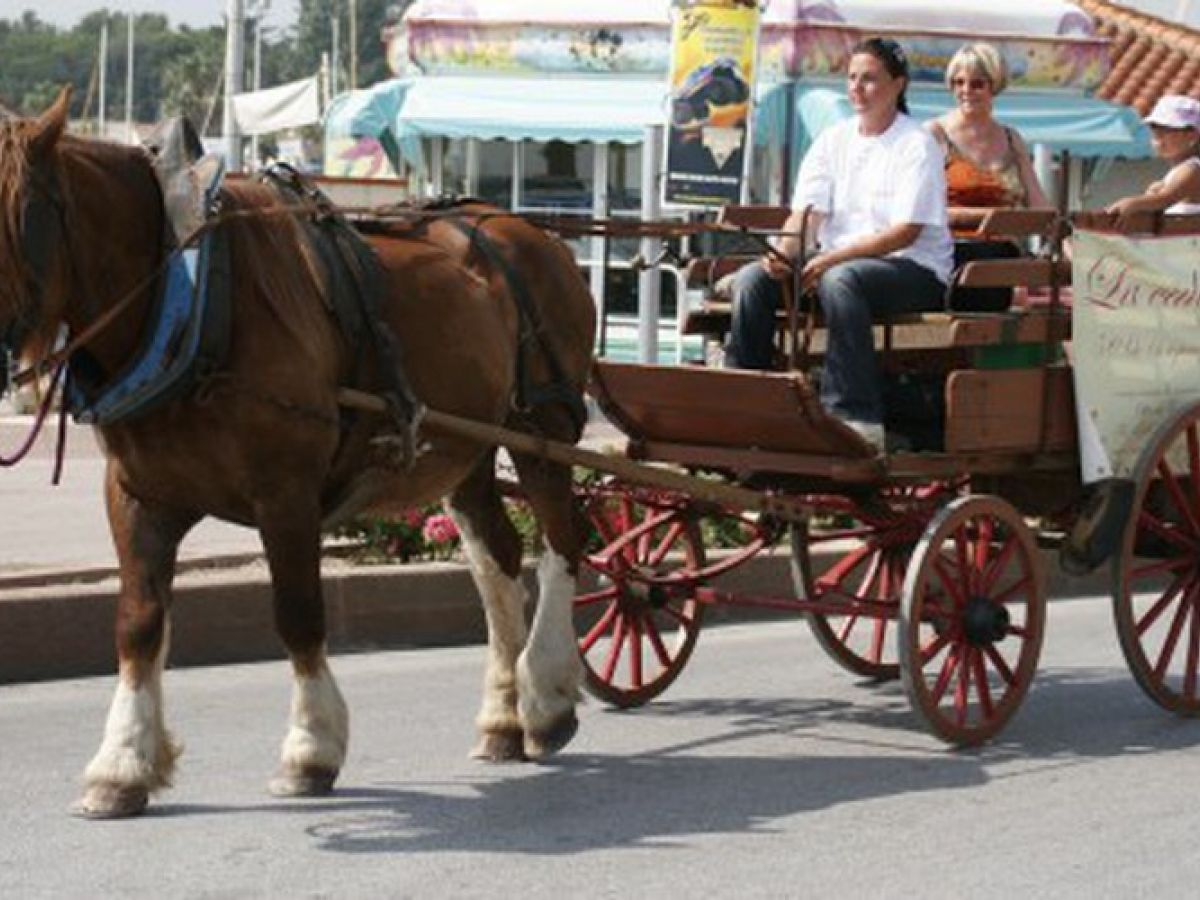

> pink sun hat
[1144,94,1200,130]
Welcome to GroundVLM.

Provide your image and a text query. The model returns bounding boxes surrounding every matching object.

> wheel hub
[617,573,674,613]
[962,595,1010,646]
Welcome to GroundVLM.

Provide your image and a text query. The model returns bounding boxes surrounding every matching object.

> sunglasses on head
[951,76,990,91]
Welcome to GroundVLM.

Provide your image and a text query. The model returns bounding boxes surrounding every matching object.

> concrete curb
[0,547,1113,685]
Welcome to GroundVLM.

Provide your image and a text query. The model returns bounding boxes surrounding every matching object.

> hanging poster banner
[663,0,761,208]
[1072,228,1200,482]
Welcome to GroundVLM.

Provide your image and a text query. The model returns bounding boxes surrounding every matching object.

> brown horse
[0,91,596,817]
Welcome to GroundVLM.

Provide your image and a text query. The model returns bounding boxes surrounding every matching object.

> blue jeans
[725,257,946,424]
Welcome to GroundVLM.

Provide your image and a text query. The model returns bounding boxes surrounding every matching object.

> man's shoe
[842,419,886,453]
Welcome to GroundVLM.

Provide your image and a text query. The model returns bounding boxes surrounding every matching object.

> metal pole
[251,9,263,168]
[331,14,340,98]
[637,125,663,364]
[125,14,135,143]
[590,142,610,354]
[98,21,108,137]
[223,0,246,171]
[349,0,359,91]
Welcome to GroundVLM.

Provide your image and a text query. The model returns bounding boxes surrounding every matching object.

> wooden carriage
[564,206,1200,746]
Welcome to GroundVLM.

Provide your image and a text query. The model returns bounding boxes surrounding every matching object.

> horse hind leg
[77,468,196,818]
[258,498,349,797]
[510,450,583,760]
[447,451,529,762]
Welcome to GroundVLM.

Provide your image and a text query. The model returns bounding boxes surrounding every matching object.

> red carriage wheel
[574,489,707,708]
[792,485,952,681]
[1113,402,1200,715]
[899,495,1045,746]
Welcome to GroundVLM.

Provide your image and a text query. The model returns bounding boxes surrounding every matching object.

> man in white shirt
[725,38,953,451]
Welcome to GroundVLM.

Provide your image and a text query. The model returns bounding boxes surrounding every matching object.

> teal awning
[792,83,1152,159]
[326,76,789,149]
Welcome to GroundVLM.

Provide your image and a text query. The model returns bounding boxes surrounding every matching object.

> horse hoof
[268,768,338,798]
[72,784,149,819]
[470,729,527,763]
[523,712,579,761]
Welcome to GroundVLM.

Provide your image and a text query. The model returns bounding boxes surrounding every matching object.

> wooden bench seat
[680,206,1070,350]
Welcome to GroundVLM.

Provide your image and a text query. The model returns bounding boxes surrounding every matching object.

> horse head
[0,87,166,385]
[0,87,73,366]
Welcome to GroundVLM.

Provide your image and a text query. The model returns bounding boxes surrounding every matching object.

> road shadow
[148,664,1200,855]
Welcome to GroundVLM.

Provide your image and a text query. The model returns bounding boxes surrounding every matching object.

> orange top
[931,123,1027,210]
[935,124,1027,209]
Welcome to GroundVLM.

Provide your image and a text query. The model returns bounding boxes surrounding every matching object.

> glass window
[476,140,513,208]
[518,140,593,213]
[607,143,642,213]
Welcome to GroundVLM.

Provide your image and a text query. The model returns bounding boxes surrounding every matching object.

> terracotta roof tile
[1078,0,1200,114]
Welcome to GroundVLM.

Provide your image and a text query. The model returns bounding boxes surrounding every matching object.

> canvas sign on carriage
[1072,228,1200,481]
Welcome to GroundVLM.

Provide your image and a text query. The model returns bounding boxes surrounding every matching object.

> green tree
[290,0,394,92]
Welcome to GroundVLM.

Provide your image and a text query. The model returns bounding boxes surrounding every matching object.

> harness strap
[260,163,425,468]
[445,215,588,437]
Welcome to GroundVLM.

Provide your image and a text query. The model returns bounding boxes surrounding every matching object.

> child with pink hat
[1107,94,1200,220]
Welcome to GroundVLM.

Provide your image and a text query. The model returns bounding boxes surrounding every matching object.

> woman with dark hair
[725,37,952,451]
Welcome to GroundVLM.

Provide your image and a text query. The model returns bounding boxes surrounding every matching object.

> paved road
[3,599,1199,898]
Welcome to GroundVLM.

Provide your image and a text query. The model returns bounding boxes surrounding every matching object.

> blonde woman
[928,42,1049,230]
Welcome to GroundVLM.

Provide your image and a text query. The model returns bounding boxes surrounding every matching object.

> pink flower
[422,513,460,545]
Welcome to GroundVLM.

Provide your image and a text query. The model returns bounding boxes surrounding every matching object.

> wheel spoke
[575,585,620,607]
[1184,595,1200,701]
[952,525,974,594]
[1189,424,1200,515]
[644,615,673,669]
[837,613,861,644]
[921,631,951,665]
[1157,457,1200,539]
[1138,509,1197,554]
[1131,557,1194,581]
[973,518,994,585]
[579,602,619,653]
[1152,587,1193,680]
[980,533,1018,596]
[973,648,995,719]
[984,643,1016,686]
[817,542,874,590]
[955,646,971,727]
[933,557,968,608]
[931,645,961,704]
[600,614,628,683]
[993,574,1034,606]
[661,602,693,629]
[629,616,643,689]
[648,520,685,566]
[1134,572,1189,638]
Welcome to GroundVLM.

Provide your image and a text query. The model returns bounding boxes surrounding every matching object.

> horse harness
[418,196,588,438]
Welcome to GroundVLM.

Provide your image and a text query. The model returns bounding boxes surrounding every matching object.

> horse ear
[28,85,73,159]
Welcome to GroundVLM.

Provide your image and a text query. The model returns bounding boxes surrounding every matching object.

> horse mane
[0,119,37,321]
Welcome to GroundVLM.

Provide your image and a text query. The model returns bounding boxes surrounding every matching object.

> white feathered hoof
[268,767,338,798]
[471,728,527,763]
[72,783,149,819]
[523,711,579,761]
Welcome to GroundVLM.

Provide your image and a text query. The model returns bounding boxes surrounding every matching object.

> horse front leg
[511,452,583,760]
[448,452,529,762]
[77,465,197,818]
[258,498,348,797]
